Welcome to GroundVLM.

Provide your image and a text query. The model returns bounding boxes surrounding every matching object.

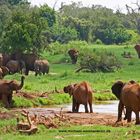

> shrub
[95,39,103,44]
[77,50,121,73]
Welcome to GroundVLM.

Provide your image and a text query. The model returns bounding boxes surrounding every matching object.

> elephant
[0,76,25,108]
[34,60,49,76]
[0,66,9,79]
[134,44,140,58]
[21,53,38,75]
[63,81,93,113]
[111,80,140,124]
[6,60,26,74]
[2,53,11,66]
[1,53,38,75]
[68,49,79,64]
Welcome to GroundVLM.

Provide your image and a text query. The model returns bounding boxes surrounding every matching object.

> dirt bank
[1,107,134,127]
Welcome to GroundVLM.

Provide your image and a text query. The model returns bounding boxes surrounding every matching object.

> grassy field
[1,121,140,140]
[2,43,139,107]
[1,43,140,139]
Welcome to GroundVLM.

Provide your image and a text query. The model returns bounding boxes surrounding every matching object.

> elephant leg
[123,107,127,120]
[127,109,132,123]
[84,104,89,113]
[116,101,124,122]
[135,112,140,125]
[2,94,10,108]
[89,102,93,113]
[72,97,76,112]
[8,94,12,107]
[75,103,80,112]
[25,69,29,75]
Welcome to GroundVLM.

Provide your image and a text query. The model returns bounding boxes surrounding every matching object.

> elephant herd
[1,45,140,125]
[0,49,79,78]
[63,80,140,125]
[0,53,50,78]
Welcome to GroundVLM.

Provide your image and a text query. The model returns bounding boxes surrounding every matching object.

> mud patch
[0,111,15,120]
[10,107,135,127]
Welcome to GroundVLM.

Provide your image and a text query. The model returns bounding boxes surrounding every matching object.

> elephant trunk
[17,76,25,90]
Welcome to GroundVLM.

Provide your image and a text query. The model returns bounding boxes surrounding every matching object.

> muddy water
[65,100,119,114]
[16,100,119,116]
[18,100,136,119]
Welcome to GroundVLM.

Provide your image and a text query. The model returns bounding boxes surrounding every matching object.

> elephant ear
[63,86,69,93]
[111,81,124,99]
[63,84,77,97]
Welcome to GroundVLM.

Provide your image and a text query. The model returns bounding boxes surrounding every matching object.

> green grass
[3,43,139,106]
[1,43,140,139]
[1,122,140,140]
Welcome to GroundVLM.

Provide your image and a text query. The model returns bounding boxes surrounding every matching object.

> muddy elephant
[34,60,49,76]
[111,80,140,124]
[64,81,93,113]
[134,44,140,58]
[0,76,25,108]
[0,66,9,79]
[68,49,79,64]
[6,60,25,74]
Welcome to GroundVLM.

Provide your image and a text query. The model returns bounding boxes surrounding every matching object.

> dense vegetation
[1,1,140,139]
[1,0,140,54]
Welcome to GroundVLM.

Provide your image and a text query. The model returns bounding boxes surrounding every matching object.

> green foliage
[51,25,78,43]
[39,4,56,27]
[126,29,140,44]
[79,50,121,72]
[94,93,117,100]
[13,96,33,107]
[0,4,52,54]
[95,27,132,44]
[7,0,28,5]
[62,16,92,42]
[95,39,103,44]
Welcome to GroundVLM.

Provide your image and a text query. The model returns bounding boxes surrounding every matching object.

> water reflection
[62,100,119,114]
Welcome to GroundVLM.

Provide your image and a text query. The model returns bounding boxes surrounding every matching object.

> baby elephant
[34,60,49,76]
[64,81,93,113]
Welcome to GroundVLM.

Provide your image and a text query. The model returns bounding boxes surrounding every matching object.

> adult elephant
[68,49,79,64]
[21,54,38,75]
[2,53,11,66]
[0,66,9,79]
[0,76,25,108]
[134,44,140,58]
[63,81,93,113]
[6,60,25,74]
[111,80,140,124]
[34,60,49,76]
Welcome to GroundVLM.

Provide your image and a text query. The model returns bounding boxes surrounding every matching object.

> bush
[95,39,103,44]
[77,50,121,73]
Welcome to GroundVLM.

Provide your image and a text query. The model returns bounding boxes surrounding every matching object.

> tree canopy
[0,1,140,55]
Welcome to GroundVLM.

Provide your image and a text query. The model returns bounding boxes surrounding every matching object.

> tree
[39,4,56,27]
[1,5,48,54]
[7,0,29,5]
[126,2,140,34]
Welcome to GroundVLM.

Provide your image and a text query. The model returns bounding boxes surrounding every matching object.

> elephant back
[22,54,38,71]
[2,53,11,66]
[73,81,92,104]
[6,60,19,73]
[34,59,49,74]
[122,83,140,111]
